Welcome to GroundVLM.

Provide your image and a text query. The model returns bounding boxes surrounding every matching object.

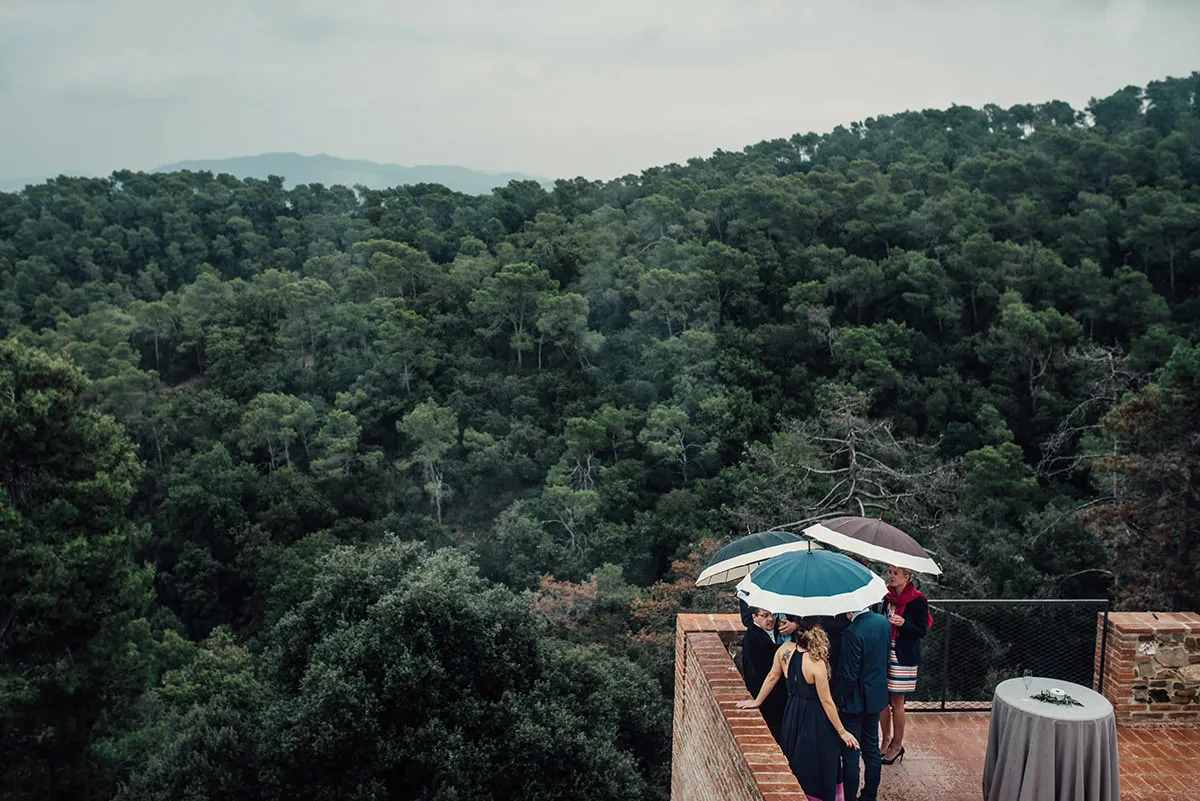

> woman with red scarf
[880,564,930,765]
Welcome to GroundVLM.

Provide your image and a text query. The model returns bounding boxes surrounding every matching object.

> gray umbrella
[802,516,942,575]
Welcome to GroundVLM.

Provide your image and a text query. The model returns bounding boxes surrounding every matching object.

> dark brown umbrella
[801,516,942,575]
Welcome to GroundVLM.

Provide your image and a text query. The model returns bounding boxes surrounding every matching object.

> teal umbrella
[695,530,821,587]
[735,548,887,617]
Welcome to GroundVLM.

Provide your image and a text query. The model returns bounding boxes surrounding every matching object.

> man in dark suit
[742,607,787,742]
[816,613,851,678]
[834,607,891,801]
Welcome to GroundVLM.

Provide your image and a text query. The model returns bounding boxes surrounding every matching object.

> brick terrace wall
[671,614,804,801]
[1095,611,1200,726]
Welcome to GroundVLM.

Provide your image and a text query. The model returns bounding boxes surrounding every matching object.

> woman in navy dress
[738,617,859,801]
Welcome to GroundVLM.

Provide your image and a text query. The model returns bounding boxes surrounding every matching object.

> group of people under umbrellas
[695,517,940,801]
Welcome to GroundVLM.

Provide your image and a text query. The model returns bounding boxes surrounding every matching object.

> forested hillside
[3,74,1200,800]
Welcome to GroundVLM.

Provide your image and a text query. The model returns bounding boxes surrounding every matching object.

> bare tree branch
[727,386,958,534]
[1036,343,1140,478]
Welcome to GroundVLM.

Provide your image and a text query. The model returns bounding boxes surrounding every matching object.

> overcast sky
[1,0,1197,183]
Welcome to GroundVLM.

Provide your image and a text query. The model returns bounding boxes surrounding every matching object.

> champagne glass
[1022,670,1033,697]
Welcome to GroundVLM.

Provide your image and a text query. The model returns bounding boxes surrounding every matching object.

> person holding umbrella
[741,607,795,742]
[735,548,888,801]
[737,619,859,800]
[879,564,930,765]
[834,604,891,801]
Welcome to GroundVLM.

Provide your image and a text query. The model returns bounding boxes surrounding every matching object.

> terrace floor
[874,713,1200,801]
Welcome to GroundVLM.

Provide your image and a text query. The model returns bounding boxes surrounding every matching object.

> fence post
[939,611,952,711]
[1096,599,1110,692]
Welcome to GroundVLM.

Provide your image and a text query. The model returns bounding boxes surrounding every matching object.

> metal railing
[908,599,1110,712]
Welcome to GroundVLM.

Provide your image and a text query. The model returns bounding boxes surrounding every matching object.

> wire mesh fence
[908,599,1110,712]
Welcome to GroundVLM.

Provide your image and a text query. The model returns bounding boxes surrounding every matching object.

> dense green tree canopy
[0,339,153,800]
[117,541,668,801]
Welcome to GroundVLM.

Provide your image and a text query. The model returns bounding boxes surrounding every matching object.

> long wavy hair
[794,619,830,667]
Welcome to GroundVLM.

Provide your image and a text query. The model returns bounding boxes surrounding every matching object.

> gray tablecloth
[982,677,1119,801]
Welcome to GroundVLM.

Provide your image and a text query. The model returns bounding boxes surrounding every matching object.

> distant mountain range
[0,153,554,196]
[152,153,552,194]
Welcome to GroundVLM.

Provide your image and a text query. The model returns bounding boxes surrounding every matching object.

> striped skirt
[887,641,918,695]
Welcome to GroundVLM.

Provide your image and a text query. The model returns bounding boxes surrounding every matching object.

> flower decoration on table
[1029,688,1084,707]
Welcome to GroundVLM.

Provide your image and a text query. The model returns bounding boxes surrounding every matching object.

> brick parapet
[671,614,804,801]
[1096,611,1200,727]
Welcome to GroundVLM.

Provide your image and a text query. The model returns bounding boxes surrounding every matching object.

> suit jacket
[742,624,786,738]
[891,594,929,667]
[834,611,891,714]
[816,614,851,679]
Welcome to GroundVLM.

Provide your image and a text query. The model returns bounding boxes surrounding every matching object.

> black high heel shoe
[881,747,905,765]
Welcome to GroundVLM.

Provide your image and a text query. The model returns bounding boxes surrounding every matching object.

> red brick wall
[1095,611,1200,726]
[671,614,805,801]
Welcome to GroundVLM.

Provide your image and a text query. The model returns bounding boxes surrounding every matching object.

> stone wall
[671,614,806,801]
[1095,611,1200,726]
